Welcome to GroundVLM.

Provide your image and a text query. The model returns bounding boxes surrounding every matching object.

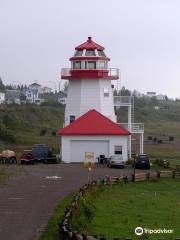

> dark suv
[135,154,150,169]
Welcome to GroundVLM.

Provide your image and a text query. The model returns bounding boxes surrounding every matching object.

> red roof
[57,110,130,136]
[75,37,105,50]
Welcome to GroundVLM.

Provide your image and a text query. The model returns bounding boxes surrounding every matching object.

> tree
[0,77,5,91]
[119,86,131,96]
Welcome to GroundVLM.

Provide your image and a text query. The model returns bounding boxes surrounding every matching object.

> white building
[58,91,67,105]
[40,87,52,94]
[156,94,166,101]
[0,92,5,104]
[58,110,129,163]
[146,91,156,98]
[58,37,130,163]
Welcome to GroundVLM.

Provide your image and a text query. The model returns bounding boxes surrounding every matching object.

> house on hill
[58,91,67,105]
[5,90,21,104]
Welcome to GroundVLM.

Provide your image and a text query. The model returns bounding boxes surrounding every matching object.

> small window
[87,61,96,69]
[98,50,106,57]
[73,61,81,69]
[104,88,109,97]
[75,50,83,56]
[114,146,122,155]
[99,61,106,69]
[70,115,75,123]
[85,50,96,56]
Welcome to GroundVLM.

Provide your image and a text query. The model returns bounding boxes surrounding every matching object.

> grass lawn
[71,179,180,240]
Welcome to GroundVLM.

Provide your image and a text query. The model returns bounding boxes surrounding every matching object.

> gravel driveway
[0,163,140,240]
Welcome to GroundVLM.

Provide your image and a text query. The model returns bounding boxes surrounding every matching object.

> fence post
[157,171,160,178]
[132,174,135,182]
[146,172,150,181]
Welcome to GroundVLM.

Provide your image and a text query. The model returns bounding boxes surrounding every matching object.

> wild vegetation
[0,103,64,153]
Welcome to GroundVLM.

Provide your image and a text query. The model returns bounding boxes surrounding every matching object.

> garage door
[70,140,109,162]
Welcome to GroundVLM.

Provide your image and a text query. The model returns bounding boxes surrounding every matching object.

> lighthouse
[61,37,119,126]
[58,37,130,163]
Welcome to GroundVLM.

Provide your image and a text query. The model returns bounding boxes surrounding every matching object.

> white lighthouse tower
[61,37,119,126]
[58,37,131,163]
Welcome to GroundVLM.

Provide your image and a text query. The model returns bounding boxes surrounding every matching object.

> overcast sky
[0,0,180,98]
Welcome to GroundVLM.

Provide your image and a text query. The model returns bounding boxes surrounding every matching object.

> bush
[40,128,48,136]
[0,123,17,143]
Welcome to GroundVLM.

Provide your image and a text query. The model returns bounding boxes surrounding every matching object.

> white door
[70,140,109,162]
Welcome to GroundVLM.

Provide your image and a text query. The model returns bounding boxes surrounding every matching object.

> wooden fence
[59,170,180,240]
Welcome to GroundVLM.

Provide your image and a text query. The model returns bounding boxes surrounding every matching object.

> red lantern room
[61,37,119,80]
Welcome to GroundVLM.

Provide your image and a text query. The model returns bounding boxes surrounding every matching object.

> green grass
[40,192,75,240]
[71,179,180,240]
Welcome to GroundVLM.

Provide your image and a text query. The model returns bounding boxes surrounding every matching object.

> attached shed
[57,110,130,163]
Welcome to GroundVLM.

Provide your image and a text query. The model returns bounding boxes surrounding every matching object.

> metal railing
[61,68,119,79]
[118,122,144,133]
[114,96,133,106]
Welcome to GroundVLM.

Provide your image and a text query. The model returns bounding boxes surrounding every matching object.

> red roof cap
[75,37,105,50]
[57,110,130,136]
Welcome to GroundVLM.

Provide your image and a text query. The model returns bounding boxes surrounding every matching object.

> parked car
[107,155,126,168]
[32,144,58,163]
[20,150,36,164]
[134,154,150,169]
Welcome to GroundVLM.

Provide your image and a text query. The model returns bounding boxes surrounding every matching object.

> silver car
[107,155,126,168]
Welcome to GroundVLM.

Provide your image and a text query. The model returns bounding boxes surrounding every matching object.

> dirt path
[0,164,135,240]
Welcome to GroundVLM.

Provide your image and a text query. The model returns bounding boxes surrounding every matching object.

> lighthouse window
[85,50,96,56]
[104,88,109,97]
[99,61,106,69]
[114,145,122,155]
[73,61,81,69]
[75,50,83,56]
[70,115,75,123]
[87,61,96,69]
[98,50,106,57]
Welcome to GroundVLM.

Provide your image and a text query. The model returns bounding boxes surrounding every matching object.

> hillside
[0,98,180,159]
[0,102,64,152]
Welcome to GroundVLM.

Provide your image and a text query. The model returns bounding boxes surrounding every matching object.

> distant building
[21,88,45,104]
[29,83,41,91]
[5,90,21,104]
[154,106,160,110]
[58,91,67,105]
[133,90,144,98]
[156,94,166,101]
[40,87,52,94]
[146,92,156,98]
[0,92,5,104]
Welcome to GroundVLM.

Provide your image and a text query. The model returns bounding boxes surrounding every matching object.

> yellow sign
[84,152,95,168]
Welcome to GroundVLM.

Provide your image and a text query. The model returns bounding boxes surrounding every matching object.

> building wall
[65,80,82,125]
[61,135,128,163]
[0,92,5,104]
[64,78,115,126]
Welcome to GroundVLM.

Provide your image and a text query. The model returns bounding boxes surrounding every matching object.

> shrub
[40,128,48,136]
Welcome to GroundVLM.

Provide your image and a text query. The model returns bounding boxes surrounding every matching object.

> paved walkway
[0,164,136,240]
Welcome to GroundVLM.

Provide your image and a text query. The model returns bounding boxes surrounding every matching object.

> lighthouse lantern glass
[98,50,106,57]
[85,50,96,56]
[75,50,83,56]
